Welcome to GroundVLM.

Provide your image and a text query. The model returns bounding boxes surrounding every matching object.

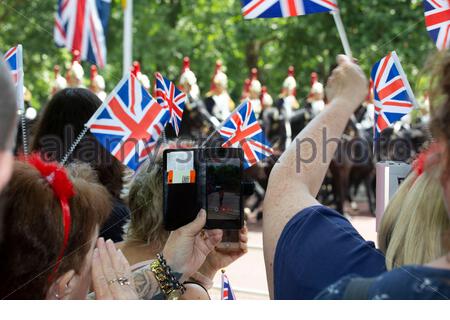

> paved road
[209,202,378,300]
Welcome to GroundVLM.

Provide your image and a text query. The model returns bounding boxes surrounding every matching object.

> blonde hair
[124,141,195,248]
[378,168,450,270]
[124,154,169,249]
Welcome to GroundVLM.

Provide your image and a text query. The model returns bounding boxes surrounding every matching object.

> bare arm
[263,56,368,298]
[133,209,223,299]
[133,265,166,300]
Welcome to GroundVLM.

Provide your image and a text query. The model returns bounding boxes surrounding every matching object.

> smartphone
[163,149,200,231]
[216,229,242,252]
[203,148,244,230]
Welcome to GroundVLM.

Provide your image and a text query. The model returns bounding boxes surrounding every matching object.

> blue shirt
[316,265,450,299]
[274,205,387,299]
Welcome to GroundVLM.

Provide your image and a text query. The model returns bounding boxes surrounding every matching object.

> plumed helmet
[261,86,273,107]
[140,74,151,90]
[214,71,228,89]
[90,65,105,91]
[310,72,318,86]
[282,66,297,95]
[131,61,151,90]
[53,65,67,93]
[211,60,225,90]
[179,56,198,87]
[68,50,84,82]
[311,81,324,95]
[131,61,141,77]
[249,68,261,94]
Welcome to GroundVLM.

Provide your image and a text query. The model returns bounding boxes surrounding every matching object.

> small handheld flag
[219,101,273,169]
[86,73,169,171]
[423,0,450,51]
[54,0,110,68]
[155,73,187,136]
[3,45,24,111]
[221,270,236,300]
[371,51,417,140]
[241,0,338,19]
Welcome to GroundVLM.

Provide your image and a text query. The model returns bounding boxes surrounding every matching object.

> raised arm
[263,55,368,297]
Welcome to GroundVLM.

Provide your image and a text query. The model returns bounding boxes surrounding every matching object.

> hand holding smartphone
[216,229,244,252]
[163,148,244,231]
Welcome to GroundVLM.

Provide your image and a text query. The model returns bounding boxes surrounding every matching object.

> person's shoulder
[315,275,355,299]
[369,265,450,299]
[275,204,384,273]
[283,205,348,231]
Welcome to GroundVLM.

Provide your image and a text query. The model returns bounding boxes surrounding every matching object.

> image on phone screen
[206,158,241,221]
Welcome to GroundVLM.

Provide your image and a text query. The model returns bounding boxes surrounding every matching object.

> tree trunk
[246,40,261,72]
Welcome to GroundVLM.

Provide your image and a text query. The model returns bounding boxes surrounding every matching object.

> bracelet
[189,272,214,290]
[150,253,186,300]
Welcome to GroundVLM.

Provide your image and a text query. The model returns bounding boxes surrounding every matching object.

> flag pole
[123,0,133,76]
[221,270,225,300]
[331,10,352,58]
[17,45,28,157]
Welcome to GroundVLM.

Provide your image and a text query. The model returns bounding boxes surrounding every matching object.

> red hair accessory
[412,143,442,177]
[412,151,426,176]
[26,154,75,281]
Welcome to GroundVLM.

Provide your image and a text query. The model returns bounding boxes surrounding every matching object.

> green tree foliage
[0,0,435,107]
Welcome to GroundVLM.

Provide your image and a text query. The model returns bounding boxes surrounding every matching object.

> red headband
[26,154,75,282]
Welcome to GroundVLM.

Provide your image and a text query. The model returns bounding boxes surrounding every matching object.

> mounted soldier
[66,50,85,88]
[248,68,262,118]
[90,65,107,101]
[204,60,235,122]
[51,65,67,96]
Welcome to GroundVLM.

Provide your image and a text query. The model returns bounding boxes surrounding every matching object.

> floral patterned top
[316,265,450,300]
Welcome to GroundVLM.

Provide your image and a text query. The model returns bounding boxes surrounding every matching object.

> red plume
[72,50,81,63]
[310,72,318,87]
[183,57,190,72]
[251,68,258,81]
[288,66,295,77]
[132,61,141,77]
[54,65,61,79]
[90,65,98,82]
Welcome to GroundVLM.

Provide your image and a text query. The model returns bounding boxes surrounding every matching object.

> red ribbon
[23,154,75,283]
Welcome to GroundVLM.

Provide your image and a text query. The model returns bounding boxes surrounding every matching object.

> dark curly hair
[32,88,125,199]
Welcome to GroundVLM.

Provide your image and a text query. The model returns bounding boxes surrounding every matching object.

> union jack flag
[54,0,110,68]
[241,0,338,19]
[86,73,169,171]
[155,72,187,136]
[3,45,24,111]
[371,52,417,140]
[423,0,450,50]
[219,101,273,169]
[221,271,236,300]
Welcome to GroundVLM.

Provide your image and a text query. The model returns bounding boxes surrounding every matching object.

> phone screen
[206,157,241,222]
